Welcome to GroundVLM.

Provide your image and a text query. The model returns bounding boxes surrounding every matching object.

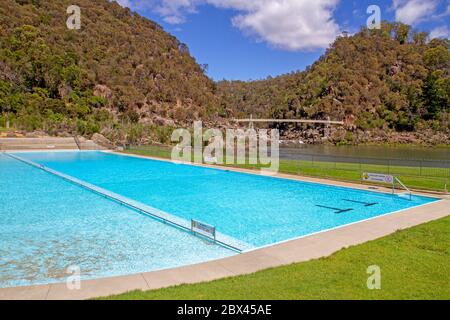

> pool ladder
[393,177,412,200]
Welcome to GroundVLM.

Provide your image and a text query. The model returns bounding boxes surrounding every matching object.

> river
[279,144,450,165]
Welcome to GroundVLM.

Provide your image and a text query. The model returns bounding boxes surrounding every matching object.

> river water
[280,144,450,165]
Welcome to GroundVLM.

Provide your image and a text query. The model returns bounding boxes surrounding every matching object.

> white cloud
[115,0,132,8]
[151,0,200,24]
[114,0,341,51]
[429,25,449,39]
[225,0,341,51]
[393,0,439,25]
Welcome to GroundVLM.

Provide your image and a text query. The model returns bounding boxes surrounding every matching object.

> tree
[424,71,450,118]
[424,46,450,70]
[412,31,428,45]
[395,23,411,44]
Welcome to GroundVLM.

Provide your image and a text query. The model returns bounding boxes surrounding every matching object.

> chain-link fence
[278,153,449,193]
[282,153,450,178]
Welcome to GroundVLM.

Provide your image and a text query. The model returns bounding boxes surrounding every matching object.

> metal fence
[276,153,449,193]
[280,153,450,178]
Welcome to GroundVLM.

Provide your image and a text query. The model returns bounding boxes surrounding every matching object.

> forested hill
[218,23,449,145]
[0,0,221,143]
[0,1,449,146]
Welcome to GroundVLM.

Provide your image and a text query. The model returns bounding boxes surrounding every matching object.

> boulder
[58,84,72,99]
[153,115,175,127]
[25,132,40,138]
[91,133,114,149]
[93,84,113,100]
[56,131,71,138]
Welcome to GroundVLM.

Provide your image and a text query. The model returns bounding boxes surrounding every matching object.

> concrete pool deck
[0,151,448,300]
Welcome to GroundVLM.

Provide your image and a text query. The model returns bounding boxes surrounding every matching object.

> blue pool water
[0,151,438,288]
[0,153,234,288]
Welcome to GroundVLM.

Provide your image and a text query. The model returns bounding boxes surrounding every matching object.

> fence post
[359,158,362,183]
[359,158,361,172]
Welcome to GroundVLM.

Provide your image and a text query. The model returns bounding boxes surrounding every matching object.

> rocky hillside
[1,2,448,146]
[0,0,223,144]
[219,23,450,145]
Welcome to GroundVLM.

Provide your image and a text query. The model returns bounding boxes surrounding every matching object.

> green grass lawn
[122,146,449,192]
[102,215,450,300]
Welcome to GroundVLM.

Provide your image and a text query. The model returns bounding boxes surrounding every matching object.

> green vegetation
[123,145,449,192]
[219,23,449,145]
[102,215,450,300]
[0,1,448,146]
[0,0,220,144]
[126,145,174,159]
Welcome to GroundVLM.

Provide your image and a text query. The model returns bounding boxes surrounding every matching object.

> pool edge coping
[0,150,448,300]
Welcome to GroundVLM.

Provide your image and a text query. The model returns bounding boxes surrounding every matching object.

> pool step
[0,137,106,150]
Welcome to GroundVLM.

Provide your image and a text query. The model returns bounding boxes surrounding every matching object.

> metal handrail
[73,136,82,150]
[394,176,412,200]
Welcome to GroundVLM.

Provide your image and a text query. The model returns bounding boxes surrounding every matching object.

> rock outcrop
[91,133,114,149]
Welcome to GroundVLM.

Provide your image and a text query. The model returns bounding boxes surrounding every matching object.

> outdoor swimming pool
[0,151,438,288]
[0,153,234,288]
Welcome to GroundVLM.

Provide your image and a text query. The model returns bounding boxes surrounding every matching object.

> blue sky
[118,0,450,81]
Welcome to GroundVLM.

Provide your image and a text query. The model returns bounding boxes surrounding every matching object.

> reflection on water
[280,144,450,161]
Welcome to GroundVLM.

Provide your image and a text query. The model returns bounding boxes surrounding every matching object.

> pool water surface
[0,151,438,288]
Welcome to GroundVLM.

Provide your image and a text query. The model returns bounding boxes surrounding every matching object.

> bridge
[233,118,344,125]
[232,115,345,130]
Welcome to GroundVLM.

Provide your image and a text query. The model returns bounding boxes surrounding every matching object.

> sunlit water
[0,154,234,288]
[0,151,438,288]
